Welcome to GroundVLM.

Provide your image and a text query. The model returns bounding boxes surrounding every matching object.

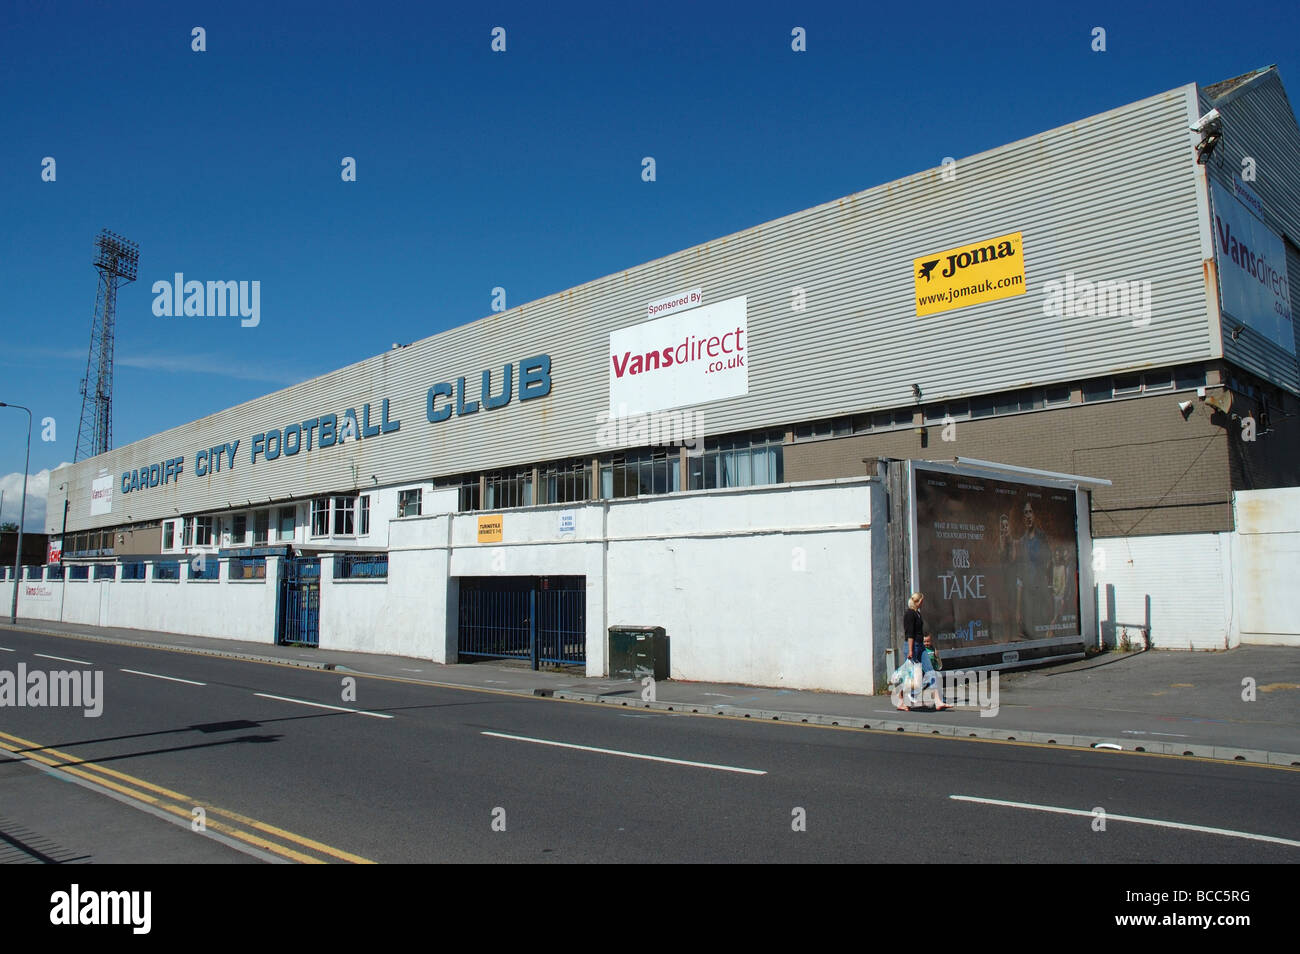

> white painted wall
[320,478,878,689]
[8,479,878,691]
[6,558,280,644]
[605,482,874,692]
[1232,488,1300,646]
[1091,533,1232,650]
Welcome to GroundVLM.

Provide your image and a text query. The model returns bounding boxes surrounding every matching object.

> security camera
[1190,108,1221,133]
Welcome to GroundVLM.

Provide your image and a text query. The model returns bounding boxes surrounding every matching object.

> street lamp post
[1,402,32,624]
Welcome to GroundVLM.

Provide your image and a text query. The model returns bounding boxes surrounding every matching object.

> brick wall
[785,393,1235,536]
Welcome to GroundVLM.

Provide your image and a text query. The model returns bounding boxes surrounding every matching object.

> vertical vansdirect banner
[1210,179,1296,355]
[914,468,1080,649]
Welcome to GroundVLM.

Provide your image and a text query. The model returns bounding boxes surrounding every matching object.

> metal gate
[458,576,585,668]
[277,557,320,646]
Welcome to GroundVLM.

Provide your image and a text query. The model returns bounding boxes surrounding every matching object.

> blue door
[277,557,320,646]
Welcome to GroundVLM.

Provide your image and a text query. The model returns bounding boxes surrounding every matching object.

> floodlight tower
[75,230,139,461]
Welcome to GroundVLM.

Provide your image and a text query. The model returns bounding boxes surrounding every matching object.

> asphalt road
[2,627,1297,863]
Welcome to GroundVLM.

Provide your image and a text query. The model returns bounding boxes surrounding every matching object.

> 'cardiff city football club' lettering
[115,354,553,499]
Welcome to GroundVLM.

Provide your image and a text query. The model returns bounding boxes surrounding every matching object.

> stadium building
[8,66,1299,691]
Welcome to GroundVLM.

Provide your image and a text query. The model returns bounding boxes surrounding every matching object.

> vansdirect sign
[89,473,113,515]
[1210,180,1295,355]
[914,231,1026,317]
[609,295,748,416]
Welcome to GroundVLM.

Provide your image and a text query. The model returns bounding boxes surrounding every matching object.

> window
[1045,384,1073,406]
[971,395,997,418]
[600,449,680,499]
[311,497,330,537]
[540,459,590,504]
[231,513,247,545]
[793,416,855,441]
[1083,379,1113,403]
[121,561,147,580]
[1112,373,1142,396]
[926,400,971,424]
[359,496,370,536]
[253,510,269,544]
[279,506,295,541]
[1174,364,1205,390]
[485,470,533,509]
[872,408,915,430]
[1142,369,1173,391]
[688,431,784,491]
[434,475,480,512]
[194,516,214,547]
[334,495,356,536]
[162,522,175,550]
[398,488,422,517]
[183,519,194,547]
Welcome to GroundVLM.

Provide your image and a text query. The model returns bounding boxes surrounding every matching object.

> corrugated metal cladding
[53,83,1216,533]
[1200,69,1300,391]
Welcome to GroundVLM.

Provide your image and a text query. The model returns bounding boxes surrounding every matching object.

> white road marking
[34,653,92,666]
[120,668,206,687]
[481,731,766,775]
[1122,730,1190,738]
[254,692,393,719]
[950,795,1300,848]
[400,668,423,672]
[0,646,13,652]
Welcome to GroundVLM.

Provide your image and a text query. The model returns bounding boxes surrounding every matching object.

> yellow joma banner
[914,231,1027,317]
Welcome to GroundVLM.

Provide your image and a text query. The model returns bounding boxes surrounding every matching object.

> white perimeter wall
[1231,488,1300,646]
[323,478,877,691]
[5,479,887,692]
[1091,533,1232,650]
[5,560,280,644]
[1091,488,1300,650]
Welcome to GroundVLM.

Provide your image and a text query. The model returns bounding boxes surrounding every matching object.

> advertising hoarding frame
[905,458,1097,668]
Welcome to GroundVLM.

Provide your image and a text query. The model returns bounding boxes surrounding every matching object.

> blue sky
[2,0,1298,528]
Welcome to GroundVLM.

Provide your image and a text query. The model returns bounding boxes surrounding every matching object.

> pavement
[2,617,1298,767]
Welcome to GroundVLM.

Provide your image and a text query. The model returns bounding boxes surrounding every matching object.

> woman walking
[898,593,926,710]
[899,592,951,711]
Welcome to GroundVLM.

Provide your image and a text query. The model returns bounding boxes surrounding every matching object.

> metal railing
[335,553,389,579]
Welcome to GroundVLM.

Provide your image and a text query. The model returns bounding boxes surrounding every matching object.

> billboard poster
[609,295,748,416]
[914,468,1080,649]
[47,539,62,564]
[1210,180,1295,355]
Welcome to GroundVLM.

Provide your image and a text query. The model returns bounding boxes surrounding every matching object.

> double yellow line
[0,729,373,864]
